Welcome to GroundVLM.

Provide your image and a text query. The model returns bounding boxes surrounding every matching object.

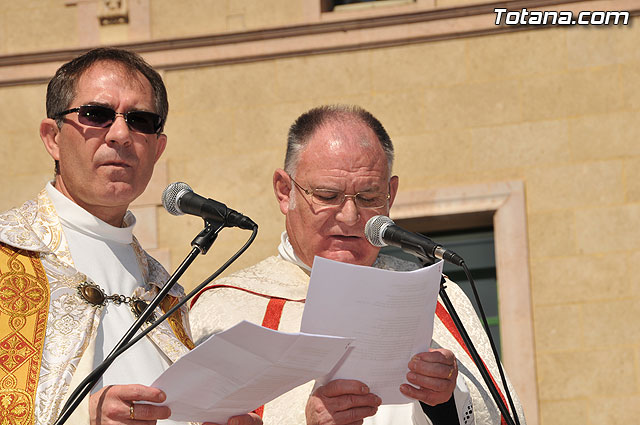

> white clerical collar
[46,182,135,244]
[277,231,311,272]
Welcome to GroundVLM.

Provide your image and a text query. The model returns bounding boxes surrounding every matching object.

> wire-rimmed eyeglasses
[289,175,390,209]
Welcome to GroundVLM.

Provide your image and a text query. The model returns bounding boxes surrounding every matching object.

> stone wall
[1,1,639,423]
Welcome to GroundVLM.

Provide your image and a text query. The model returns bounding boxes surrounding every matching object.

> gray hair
[284,105,394,176]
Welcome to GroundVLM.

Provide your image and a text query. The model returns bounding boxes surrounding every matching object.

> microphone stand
[55,220,225,425]
[438,274,518,425]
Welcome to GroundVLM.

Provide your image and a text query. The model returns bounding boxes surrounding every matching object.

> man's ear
[40,118,61,161]
[388,175,400,210]
[154,133,167,163]
[273,169,292,215]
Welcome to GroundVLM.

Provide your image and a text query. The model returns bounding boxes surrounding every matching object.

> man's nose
[105,115,132,146]
[335,197,360,225]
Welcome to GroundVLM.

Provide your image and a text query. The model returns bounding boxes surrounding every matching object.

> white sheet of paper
[300,256,443,404]
[149,320,354,422]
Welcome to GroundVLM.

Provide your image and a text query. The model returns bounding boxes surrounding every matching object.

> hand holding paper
[150,320,354,423]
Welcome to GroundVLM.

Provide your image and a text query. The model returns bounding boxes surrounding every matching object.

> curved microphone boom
[162,182,256,230]
[365,215,464,266]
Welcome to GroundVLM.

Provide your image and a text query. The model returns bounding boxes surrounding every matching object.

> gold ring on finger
[130,403,135,420]
[447,367,454,379]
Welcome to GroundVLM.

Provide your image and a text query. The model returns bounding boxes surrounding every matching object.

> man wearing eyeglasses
[0,48,261,425]
[190,105,526,425]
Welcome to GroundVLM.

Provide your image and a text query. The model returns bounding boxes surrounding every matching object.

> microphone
[162,182,256,230]
[365,215,464,266]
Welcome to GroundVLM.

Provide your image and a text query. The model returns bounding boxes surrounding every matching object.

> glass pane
[432,229,501,355]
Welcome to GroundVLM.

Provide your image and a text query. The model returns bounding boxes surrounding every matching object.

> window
[430,228,501,354]
[324,0,415,12]
[389,181,537,418]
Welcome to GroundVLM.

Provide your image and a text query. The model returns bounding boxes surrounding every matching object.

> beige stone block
[624,158,640,203]
[588,396,640,425]
[471,120,570,171]
[521,67,622,121]
[539,399,587,425]
[627,251,640,299]
[129,205,158,249]
[167,149,280,204]
[393,130,473,187]
[0,84,47,136]
[0,174,51,213]
[275,51,372,103]
[581,300,640,348]
[575,204,640,254]
[566,23,639,69]
[536,349,635,399]
[165,61,280,112]
[534,304,582,351]
[422,80,521,130]
[307,96,372,116]
[150,0,228,39]
[370,40,466,92]
[366,91,430,136]
[0,133,54,178]
[163,108,236,162]
[524,161,623,212]
[527,211,576,259]
[400,168,524,191]
[3,3,77,54]
[0,14,6,55]
[615,16,640,63]
[569,111,640,161]
[530,254,629,305]
[239,0,306,29]
[466,28,567,82]
[99,22,129,46]
[232,104,305,153]
[3,0,62,11]
[621,62,640,111]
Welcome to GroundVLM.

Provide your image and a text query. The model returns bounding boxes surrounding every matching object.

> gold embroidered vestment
[0,243,49,425]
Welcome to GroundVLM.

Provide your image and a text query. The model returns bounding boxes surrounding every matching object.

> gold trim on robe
[0,243,49,425]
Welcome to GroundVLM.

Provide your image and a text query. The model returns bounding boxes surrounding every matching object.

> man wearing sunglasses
[0,48,261,425]
[190,105,526,425]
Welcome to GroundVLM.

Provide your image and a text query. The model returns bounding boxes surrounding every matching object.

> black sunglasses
[55,104,164,135]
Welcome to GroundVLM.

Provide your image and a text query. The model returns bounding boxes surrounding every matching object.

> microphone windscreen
[365,215,394,247]
[162,182,192,216]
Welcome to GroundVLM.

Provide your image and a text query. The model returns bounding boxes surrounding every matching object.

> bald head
[273,105,399,268]
[284,105,394,177]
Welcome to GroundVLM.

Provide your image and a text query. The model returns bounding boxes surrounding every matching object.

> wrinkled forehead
[298,120,391,179]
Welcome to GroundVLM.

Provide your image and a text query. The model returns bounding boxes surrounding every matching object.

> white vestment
[189,234,526,425]
[0,186,193,424]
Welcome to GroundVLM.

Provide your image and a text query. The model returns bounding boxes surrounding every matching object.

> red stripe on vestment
[195,284,305,418]
[190,283,306,308]
[435,301,508,425]
[262,298,287,330]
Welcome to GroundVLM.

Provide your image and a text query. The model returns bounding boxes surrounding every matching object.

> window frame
[391,180,538,424]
